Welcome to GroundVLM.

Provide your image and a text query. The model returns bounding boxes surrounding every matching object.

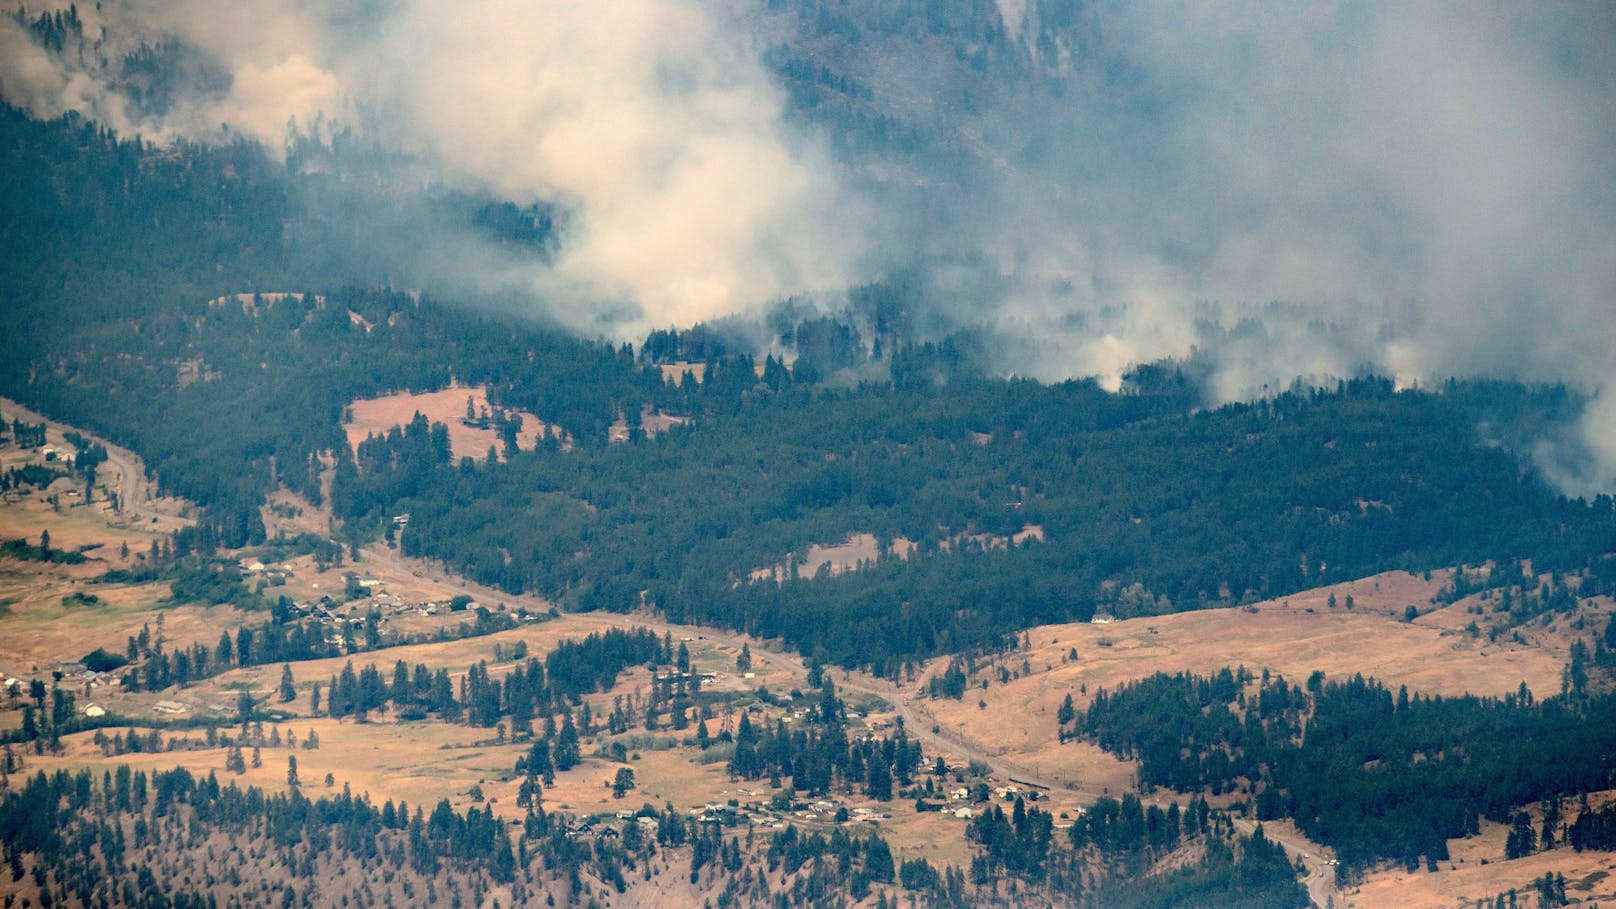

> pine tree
[1506,812,1536,859]
[279,664,296,702]
[867,752,893,801]
[554,715,580,770]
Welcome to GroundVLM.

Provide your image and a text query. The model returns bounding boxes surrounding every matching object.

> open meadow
[4,406,1614,908]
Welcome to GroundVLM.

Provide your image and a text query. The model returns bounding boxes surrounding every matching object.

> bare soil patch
[937,523,1045,553]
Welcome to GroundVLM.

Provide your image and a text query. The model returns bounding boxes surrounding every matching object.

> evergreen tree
[279,664,296,703]
[553,714,581,771]
[1506,813,1536,859]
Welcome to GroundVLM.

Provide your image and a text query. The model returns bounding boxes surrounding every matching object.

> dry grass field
[8,406,1616,907]
[0,407,231,673]
[344,383,560,461]
[748,532,892,582]
[878,569,1611,908]
[914,569,1573,794]
[608,403,692,442]
[1342,808,1616,908]
[747,525,1043,583]
[657,361,708,384]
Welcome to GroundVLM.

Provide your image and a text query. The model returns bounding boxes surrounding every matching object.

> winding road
[0,395,157,523]
[361,540,1337,906]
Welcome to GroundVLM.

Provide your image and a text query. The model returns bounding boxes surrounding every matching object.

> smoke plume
[0,0,855,333]
[2,0,1614,489]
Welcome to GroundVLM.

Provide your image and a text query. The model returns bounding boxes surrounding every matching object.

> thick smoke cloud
[0,1,339,142]
[0,0,855,333]
[1,1,1614,490]
[851,2,1616,490]
[353,0,855,332]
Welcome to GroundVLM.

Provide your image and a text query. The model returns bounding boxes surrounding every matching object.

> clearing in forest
[345,383,561,461]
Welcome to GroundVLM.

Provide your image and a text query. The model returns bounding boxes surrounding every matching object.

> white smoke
[354,0,854,332]
[2,0,1615,490]
[953,2,1616,487]
[0,0,857,334]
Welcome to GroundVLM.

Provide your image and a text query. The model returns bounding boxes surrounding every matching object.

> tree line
[1072,666,1616,874]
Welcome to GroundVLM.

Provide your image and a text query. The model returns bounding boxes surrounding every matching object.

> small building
[154,700,187,714]
[82,704,106,718]
[954,807,975,819]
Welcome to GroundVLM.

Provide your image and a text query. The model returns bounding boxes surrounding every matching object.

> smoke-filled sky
[2,0,1615,489]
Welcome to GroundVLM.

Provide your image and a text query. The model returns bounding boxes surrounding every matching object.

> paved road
[0,395,155,522]
[363,541,1336,907]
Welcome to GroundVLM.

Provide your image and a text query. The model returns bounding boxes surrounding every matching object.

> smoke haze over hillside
[0,0,858,332]
[1,0,1614,489]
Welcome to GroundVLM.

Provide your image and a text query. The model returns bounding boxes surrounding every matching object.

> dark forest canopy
[4,101,1616,674]
[1074,665,1616,876]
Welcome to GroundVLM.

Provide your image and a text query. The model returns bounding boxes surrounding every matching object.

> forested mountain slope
[3,101,1613,676]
